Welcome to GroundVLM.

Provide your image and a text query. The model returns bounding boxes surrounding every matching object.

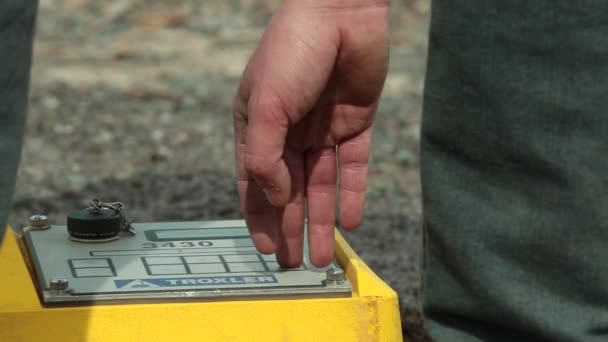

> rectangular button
[145,257,182,265]
[227,263,267,272]
[148,264,188,275]
[184,255,221,264]
[223,254,260,262]
[189,263,227,274]
[71,259,110,268]
[74,268,115,277]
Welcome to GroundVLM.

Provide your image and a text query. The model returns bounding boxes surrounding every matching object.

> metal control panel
[24,220,351,304]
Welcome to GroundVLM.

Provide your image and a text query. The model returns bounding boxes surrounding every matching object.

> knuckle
[249,85,295,126]
[244,151,274,178]
[233,108,248,123]
[341,160,368,174]
[307,184,335,195]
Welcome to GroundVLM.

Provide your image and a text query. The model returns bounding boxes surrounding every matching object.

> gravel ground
[10,1,431,340]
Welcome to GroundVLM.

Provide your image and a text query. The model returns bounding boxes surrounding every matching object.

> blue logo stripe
[115,275,278,288]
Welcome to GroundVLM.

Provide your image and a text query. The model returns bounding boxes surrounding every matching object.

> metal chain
[87,198,136,235]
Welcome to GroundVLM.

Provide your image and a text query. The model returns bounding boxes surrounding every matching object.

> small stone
[151,129,164,142]
[42,96,60,110]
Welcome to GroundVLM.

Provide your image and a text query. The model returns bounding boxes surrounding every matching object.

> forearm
[0,0,38,241]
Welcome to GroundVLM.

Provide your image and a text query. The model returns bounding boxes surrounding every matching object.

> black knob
[67,209,121,242]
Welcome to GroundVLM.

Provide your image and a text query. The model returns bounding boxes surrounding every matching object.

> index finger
[244,88,292,207]
[234,92,279,254]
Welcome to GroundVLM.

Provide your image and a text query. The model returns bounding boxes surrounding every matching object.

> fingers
[337,128,371,231]
[244,89,292,207]
[234,101,279,254]
[243,183,280,255]
[236,137,279,254]
[306,147,337,267]
[276,151,306,268]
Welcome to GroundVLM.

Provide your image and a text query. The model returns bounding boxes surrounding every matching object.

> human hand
[233,0,390,267]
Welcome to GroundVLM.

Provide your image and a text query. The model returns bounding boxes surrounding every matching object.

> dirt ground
[9,0,432,340]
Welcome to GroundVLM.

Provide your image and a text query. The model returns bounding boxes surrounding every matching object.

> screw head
[29,215,49,230]
[325,268,345,285]
[49,277,69,291]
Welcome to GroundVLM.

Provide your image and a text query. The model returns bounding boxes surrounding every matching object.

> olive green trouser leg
[421,1,608,341]
[0,1,37,242]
